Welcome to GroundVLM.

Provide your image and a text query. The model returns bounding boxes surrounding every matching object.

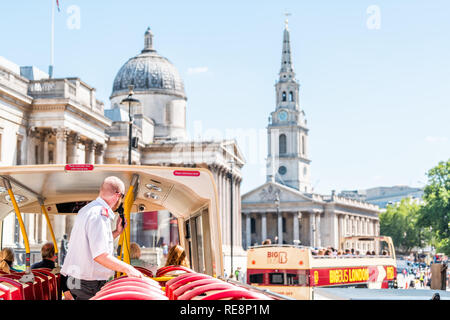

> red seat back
[93,291,169,300]
[103,276,160,289]
[172,278,224,300]
[133,266,153,277]
[100,281,163,294]
[93,285,166,300]
[156,265,194,277]
[166,273,212,299]
[178,282,237,300]
[0,283,12,300]
[0,277,24,300]
[31,271,51,300]
[33,269,58,300]
[0,274,35,300]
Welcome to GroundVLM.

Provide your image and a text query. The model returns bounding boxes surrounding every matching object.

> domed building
[104,27,247,274]
[110,27,187,142]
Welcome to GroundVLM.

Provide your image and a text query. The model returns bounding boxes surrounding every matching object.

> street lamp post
[120,85,141,165]
[228,158,235,277]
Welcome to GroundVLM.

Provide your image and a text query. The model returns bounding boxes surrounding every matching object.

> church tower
[266,19,312,193]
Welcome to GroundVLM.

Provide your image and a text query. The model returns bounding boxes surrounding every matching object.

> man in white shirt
[61,176,143,300]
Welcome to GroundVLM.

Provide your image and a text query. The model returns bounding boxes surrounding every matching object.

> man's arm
[94,253,143,277]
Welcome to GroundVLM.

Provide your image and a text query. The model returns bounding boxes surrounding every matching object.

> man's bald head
[100,176,125,197]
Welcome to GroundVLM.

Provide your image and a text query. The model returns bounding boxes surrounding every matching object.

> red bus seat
[0,283,12,300]
[33,269,58,300]
[0,274,36,300]
[166,273,213,299]
[178,282,237,300]
[156,265,194,277]
[92,291,169,300]
[0,277,24,300]
[133,266,153,277]
[31,271,51,300]
[102,276,160,290]
[200,289,272,300]
[93,285,166,300]
[172,278,226,300]
[99,281,164,294]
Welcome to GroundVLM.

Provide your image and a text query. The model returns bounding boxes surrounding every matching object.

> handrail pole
[39,198,59,268]
[3,178,34,282]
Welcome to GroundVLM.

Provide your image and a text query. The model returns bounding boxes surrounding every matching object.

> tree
[418,159,450,255]
[379,198,427,254]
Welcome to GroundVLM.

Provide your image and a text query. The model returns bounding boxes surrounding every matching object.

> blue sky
[1,1,449,195]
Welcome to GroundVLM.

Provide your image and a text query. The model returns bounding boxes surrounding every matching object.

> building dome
[111,27,186,99]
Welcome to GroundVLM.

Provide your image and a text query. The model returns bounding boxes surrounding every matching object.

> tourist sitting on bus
[0,247,21,273]
[262,239,271,245]
[344,249,352,256]
[31,242,57,270]
[325,249,332,256]
[366,250,372,255]
[130,242,150,268]
[371,250,376,255]
[164,244,190,268]
[337,250,343,256]
[382,250,388,256]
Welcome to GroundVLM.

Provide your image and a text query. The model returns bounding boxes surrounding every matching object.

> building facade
[242,21,381,251]
[0,28,246,273]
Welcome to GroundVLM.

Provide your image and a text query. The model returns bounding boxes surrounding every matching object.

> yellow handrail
[3,179,31,274]
[40,200,59,267]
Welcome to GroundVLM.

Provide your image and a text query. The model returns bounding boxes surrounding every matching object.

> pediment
[242,181,313,204]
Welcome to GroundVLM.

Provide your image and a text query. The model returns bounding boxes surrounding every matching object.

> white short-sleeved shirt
[61,197,115,281]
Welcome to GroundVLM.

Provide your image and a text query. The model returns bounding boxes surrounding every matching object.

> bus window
[287,273,299,285]
[269,273,284,285]
[249,273,264,284]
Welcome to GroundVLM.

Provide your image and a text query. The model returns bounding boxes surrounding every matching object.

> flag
[56,0,60,12]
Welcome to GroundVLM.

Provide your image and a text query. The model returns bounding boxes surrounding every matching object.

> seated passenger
[0,247,21,273]
[164,244,190,268]
[130,242,149,268]
[31,242,56,269]
[262,239,272,245]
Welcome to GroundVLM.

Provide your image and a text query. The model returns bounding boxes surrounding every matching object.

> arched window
[279,134,287,154]
[282,91,287,102]
[289,91,294,102]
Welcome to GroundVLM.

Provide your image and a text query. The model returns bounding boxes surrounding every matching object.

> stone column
[261,212,267,243]
[40,130,51,164]
[246,213,251,249]
[277,211,283,244]
[315,212,321,248]
[310,211,316,247]
[95,143,105,164]
[54,128,68,164]
[67,133,80,164]
[85,140,95,164]
[293,212,300,244]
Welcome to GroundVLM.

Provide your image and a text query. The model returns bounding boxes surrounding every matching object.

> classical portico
[242,181,380,250]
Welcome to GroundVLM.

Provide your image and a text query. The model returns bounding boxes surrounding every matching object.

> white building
[242,21,381,251]
[0,27,246,273]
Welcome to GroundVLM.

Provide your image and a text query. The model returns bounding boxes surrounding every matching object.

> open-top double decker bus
[0,164,283,300]
[246,236,398,300]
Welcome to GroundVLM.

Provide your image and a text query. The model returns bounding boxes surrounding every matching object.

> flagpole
[49,0,54,78]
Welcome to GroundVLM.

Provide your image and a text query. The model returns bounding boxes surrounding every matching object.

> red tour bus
[247,236,397,300]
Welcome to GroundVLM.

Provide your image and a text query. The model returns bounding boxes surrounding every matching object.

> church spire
[142,27,155,53]
[279,15,295,79]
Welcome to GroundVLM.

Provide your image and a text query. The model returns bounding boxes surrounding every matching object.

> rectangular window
[250,218,256,233]
[249,273,264,284]
[269,273,284,285]
[282,217,286,233]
